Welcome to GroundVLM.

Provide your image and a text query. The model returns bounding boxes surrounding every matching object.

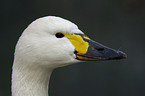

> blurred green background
[1,0,145,96]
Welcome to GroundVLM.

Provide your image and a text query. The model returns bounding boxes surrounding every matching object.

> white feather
[12,16,83,96]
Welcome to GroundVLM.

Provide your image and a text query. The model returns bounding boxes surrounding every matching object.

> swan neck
[12,61,53,96]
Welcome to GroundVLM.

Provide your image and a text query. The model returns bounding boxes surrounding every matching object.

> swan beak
[65,33,127,61]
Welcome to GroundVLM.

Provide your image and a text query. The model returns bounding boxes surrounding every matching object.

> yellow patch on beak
[83,35,90,40]
[65,34,89,54]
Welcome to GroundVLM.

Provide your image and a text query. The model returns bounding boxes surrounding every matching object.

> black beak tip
[117,51,127,59]
[108,50,127,60]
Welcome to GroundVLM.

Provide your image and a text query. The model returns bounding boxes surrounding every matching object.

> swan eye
[55,32,65,38]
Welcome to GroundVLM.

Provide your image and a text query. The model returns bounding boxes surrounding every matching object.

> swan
[12,16,126,96]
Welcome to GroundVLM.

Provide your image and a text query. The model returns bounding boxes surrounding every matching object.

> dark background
[1,0,145,96]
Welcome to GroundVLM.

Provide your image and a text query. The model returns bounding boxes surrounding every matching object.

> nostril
[97,48,105,51]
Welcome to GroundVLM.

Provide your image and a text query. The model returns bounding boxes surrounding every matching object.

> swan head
[14,16,126,69]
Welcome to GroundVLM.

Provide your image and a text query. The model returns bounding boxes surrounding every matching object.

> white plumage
[12,16,84,96]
